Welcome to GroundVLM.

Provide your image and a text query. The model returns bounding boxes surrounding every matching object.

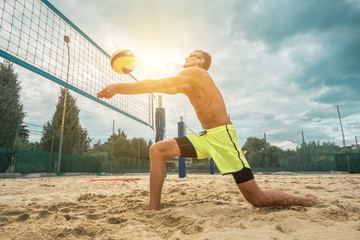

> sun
[146,54,166,78]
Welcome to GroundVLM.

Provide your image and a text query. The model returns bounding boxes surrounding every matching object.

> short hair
[195,50,212,70]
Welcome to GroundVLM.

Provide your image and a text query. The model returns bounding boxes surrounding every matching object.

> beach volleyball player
[97,50,322,210]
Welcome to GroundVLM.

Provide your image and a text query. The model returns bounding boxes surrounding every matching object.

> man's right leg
[148,139,180,210]
[237,178,322,207]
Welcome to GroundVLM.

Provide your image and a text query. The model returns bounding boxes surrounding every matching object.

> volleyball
[110,49,136,74]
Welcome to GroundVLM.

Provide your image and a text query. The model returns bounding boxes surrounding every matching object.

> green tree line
[90,129,153,162]
[241,136,344,167]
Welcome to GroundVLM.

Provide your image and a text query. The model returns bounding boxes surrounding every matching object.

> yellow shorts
[181,125,251,174]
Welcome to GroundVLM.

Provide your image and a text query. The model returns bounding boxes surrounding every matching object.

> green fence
[1,147,359,174]
[15,150,53,173]
[190,153,358,173]
[14,150,102,174]
[0,147,151,174]
[0,147,11,173]
[335,153,360,173]
[181,159,336,173]
[101,156,150,174]
[0,147,104,174]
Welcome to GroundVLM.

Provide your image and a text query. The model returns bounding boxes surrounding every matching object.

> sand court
[0,173,359,240]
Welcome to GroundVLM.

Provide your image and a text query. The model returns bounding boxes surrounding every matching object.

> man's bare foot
[305,193,323,206]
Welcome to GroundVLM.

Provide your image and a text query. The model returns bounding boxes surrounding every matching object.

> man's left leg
[148,139,180,210]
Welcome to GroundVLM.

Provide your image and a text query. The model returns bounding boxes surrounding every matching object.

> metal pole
[302,131,306,161]
[337,105,347,150]
[78,129,81,154]
[57,35,70,173]
[138,139,140,171]
[111,120,115,164]
[50,129,55,172]
[264,133,268,167]
[355,136,359,152]
[155,96,165,142]
[178,116,186,178]
[11,121,21,173]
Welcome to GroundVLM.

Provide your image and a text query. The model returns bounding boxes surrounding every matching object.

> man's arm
[97,68,196,99]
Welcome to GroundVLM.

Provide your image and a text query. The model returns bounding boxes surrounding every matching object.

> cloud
[224,0,360,146]
[231,0,360,49]
[3,0,359,149]
[230,0,360,97]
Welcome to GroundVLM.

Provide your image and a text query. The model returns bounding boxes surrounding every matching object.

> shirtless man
[97,50,321,210]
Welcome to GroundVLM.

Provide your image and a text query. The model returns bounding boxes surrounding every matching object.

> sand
[0,173,359,240]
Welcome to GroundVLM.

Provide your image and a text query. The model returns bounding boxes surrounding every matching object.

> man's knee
[238,180,267,207]
[149,143,162,158]
[149,140,179,159]
[246,195,267,208]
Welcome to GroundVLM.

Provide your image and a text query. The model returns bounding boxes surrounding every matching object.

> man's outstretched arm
[96,68,198,99]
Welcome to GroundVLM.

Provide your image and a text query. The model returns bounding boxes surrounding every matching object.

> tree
[242,136,293,167]
[87,129,153,162]
[131,137,150,159]
[295,140,341,161]
[40,88,92,154]
[267,145,282,166]
[248,151,262,166]
[0,61,27,148]
[242,137,267,166]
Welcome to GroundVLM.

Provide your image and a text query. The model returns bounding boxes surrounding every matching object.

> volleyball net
[0,0,153,128]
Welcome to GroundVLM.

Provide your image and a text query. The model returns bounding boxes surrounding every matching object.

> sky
[3,0,360,149]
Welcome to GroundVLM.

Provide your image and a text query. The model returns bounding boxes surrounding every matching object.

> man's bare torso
[179,68,232,129]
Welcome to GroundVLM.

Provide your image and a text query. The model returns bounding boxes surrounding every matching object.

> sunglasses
[188,52,202,59]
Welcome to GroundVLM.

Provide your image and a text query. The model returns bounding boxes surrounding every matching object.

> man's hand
[97,84,118,99]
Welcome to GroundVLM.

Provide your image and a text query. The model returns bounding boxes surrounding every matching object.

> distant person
[97,50,322,210]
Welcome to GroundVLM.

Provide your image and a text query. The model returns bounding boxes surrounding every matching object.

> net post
[155,96,166,176]
[57,36,70,174]
[155,96,165,142]
[178,116,186,178]
[10,121,21,173]
[210,158,215,175]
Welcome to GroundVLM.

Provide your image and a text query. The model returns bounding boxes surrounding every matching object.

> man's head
[183,50,212,70]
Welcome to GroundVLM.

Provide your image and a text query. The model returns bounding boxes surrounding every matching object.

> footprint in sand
[63,214,71,221]
[0,216,9,226]
[86,213,104,220]
[16,213,30,222]
[2,210,25,216]
[77,193,106,201]
[340,194,355,199]
[107,217,127,224]
[38,210,53,219]
[305,185,325,190]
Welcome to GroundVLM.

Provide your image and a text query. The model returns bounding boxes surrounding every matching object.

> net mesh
[0,0,153,127]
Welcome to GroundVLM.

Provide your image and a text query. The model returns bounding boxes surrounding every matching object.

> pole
[264,133,268,167]
[155,96,166,176]
[210,158,215,175]
[302,131,306,161]
[78,129,81,154]
[50,129,55,171]
[57,35,70,173]
[337,105,347,151]
[178,116,186,178]
[155,96,166,142]
[11,121,21,173]
[355,136,359,152]
[138,139,140,171]
[111,120,115,164]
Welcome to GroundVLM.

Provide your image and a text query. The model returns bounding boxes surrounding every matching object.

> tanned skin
[97,50,322,210]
